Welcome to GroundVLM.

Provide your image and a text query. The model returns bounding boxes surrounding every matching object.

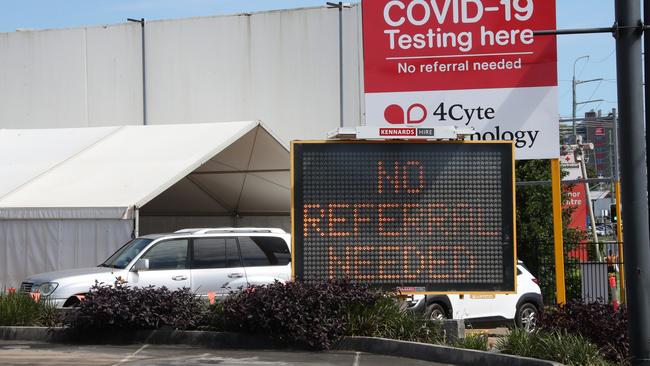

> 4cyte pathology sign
[291,141,516,293]
[362,0,558,160]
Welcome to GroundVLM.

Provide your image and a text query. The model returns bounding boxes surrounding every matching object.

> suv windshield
[100,238,153,269]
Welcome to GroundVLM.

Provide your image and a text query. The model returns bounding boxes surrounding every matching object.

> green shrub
[497,329,613,366]
[538,301,628,364]
[496,328,537,358]
[343,296,442,344]
[454,333,488,351]
[218,280,380,350]
[0,292,58,326]
[199,302,226,331]
[64,282,207,331]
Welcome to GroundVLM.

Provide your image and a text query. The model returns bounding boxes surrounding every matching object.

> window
[238,236,290,267]
[102,238,153,269]
[141,239,188,270]
[192,238,240,269]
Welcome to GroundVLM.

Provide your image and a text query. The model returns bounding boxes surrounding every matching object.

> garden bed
[0,282,625,365]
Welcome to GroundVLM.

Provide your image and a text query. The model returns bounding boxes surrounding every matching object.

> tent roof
[591,190,611,200]
[0,122,290,219]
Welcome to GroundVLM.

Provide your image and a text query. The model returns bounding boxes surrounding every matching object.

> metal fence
[519,241,624,306]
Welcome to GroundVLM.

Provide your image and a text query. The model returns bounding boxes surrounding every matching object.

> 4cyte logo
[384,103,426,125]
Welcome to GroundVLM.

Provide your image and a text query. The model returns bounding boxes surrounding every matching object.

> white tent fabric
[0,122,290,288]
[0,127,120,199]
[0,121,277,218]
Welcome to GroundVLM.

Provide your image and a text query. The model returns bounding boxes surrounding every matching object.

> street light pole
[326,2,350,128]
[127,18,146,126]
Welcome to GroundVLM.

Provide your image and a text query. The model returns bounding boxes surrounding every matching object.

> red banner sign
[362,0,557,92]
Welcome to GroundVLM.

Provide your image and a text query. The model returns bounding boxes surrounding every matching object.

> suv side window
[141,239,189,270]
[238,236,290,267]
[192,237,240,269]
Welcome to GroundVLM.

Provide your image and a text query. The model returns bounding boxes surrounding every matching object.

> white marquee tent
[0,121,290,288]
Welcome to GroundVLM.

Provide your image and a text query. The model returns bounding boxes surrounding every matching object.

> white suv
[20,228,292,308]
[409,261,543,331]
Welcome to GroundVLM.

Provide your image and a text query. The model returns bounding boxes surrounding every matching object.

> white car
[20,228,292,307]
[408,261,543,331]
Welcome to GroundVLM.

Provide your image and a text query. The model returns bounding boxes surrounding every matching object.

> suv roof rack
[174,227,287,235]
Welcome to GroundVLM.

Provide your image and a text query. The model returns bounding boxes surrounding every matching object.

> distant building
[560,109,617,178]
[584,110,616,178]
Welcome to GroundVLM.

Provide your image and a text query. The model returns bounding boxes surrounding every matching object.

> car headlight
[36,282,58,296]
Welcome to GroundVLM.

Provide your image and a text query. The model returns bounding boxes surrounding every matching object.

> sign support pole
[551,159,566,304]
[615,0,650,363]
[615,180,625,303]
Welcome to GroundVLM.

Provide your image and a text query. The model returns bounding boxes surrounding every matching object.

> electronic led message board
[291,141,516,293]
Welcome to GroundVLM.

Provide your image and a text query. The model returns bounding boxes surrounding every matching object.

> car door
[498,267,529,319]
[459,293,497,319]
[127,238,191,290]
[462,268,523,320]
[236,236,291,286]
[190,237,246,297]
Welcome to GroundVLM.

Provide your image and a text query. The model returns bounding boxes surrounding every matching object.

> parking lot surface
[0,341,455,366]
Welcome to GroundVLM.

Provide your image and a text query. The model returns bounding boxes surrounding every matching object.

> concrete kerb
[334,337,562,366]
[0,327,562,366]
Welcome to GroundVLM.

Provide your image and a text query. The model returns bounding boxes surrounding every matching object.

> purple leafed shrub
[64,282,205,331]
[538,300,628,364]
[220,280,380,350]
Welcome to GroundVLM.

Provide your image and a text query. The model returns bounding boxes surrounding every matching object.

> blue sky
[0,0,618,118]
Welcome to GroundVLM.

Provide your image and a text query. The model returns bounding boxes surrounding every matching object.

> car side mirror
[131,258,149,272]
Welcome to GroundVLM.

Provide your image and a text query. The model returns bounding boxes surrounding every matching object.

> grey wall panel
[0,6,365,142]
[145,6,362,141]
[145,15,255,124]
[0,29,88,128]
[86,24,143,126]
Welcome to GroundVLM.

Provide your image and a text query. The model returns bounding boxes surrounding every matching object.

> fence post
[551,159,566,304]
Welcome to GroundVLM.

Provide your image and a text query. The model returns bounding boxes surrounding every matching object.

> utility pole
[571,55,604,140]
[572,55,588,139]
[571,55,604,250]
[576,137,602,260]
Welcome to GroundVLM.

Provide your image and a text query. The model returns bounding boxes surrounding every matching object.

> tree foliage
[515,160,585,302]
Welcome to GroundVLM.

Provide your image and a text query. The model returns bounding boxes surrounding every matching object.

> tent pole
[134,207,140,237]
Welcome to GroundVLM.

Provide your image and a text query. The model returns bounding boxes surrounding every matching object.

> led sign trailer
[291,141,516,293]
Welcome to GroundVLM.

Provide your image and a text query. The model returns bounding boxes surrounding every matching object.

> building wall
[585,117,615,178]
[0,6,364,143]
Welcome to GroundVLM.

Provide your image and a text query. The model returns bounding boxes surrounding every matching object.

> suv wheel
[426,303,447,321]
[515,302,538,332]
[63,296,82,308]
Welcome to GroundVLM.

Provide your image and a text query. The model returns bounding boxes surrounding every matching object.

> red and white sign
[564,184,587,232]
[560,144,588,259]
[362,0,558,160]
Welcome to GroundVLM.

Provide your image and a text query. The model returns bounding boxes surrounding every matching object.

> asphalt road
[0,341,455,366]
